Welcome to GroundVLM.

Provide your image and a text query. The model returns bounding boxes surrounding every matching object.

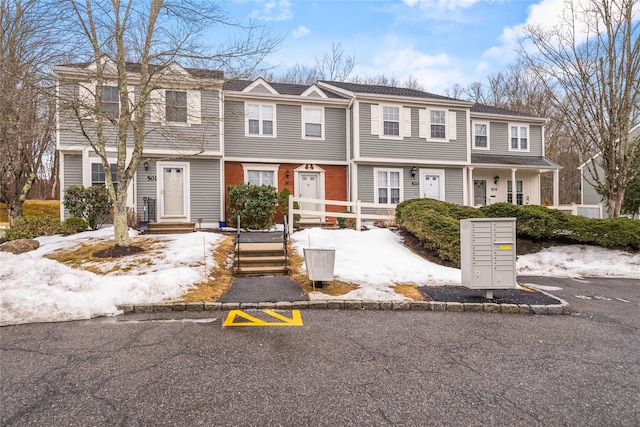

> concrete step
[145,222,195,234]
[298,221,336,230]
[238,255,286,267]
[237,242,284,257]
[234,265,290,277]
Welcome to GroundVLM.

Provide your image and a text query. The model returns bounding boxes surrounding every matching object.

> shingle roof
[58,59,224,79]
[223,79,347,98]
[471,103,543,119]
[318,81,463,102]
[471,153,561,168]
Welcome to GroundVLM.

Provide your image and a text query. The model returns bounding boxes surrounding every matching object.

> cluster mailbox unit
[460,218,517,299]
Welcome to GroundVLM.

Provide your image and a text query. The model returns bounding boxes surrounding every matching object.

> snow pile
[0,229,223,326]
[516,245,640,278]
[1,225,638,326]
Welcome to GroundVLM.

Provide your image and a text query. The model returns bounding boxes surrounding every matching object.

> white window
[508,180,524,205]
[303,107,323,139]
[247,103,275,136]
[375,169,402,204]
[510,125,529,151]
[383,106,400,136]
[242,164,279,190]
[473,122,489,149]
[91,162,117,191]
[430,109,446,139]
[165,90,188,123]
[100,85,119,119]
[149,89,201,125]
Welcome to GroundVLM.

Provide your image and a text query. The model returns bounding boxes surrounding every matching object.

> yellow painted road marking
[223,309,303,327]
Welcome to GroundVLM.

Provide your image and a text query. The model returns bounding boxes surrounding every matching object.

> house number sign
[147,175,156,181]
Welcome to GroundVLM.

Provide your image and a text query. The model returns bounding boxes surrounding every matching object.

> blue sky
[222,0,569,94]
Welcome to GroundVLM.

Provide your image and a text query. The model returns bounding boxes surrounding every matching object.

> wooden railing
[288,195,396,234]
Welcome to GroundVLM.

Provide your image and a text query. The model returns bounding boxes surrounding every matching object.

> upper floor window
[383,106,400,136]
[430,110,447,140]
[247,103,275,136]
[149,89,200,125]
[473,122,489,149]
[510,125,528,151]
[165,90,188,123]
[303,107,323,139]
[100,85,119,119]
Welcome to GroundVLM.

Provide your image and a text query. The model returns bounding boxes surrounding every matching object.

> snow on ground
[1,226,638,326]
[291,228,461,301]
[0,228,223,326]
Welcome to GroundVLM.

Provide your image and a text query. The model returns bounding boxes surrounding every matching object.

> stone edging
[117,297,570,315]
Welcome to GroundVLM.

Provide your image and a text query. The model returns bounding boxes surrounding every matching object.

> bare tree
[315,42,356,81]
[521,0,640,217]
[0,0,66,225]
[58,0,280,247]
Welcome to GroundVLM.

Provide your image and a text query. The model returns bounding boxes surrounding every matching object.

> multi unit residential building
[55,59,562,228]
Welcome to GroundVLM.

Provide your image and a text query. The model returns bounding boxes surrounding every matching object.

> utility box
[460,218,517,290]
[303,248,336,283]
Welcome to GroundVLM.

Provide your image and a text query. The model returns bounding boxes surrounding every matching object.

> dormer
[242,78,279,95]
[301,85,329,99]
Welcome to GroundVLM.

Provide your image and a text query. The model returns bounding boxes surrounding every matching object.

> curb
[117,297,570,315]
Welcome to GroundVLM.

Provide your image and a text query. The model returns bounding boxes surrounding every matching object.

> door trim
[419,168,445,201]
[294,165,325,221]
[157,161,190,221]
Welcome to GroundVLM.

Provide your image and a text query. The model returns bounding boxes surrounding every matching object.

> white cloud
[292,25,310,38]
[403,0,481,12]
[251,0,293,22]
[482,0,582,64]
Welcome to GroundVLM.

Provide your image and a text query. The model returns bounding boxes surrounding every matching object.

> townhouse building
[55,59,561,228]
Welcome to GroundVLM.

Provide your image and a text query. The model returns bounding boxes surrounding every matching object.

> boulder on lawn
[0,239,40,254]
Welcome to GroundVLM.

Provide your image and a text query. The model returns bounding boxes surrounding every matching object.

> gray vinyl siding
[357,164,464,205]
[358,103,467,161]
[62,153,83,219]
[190,158,221,223]
[136,160,158,222]
[475,122,543,157]
[224,100,347,161]
[135,158,222,223]
[57,78,221,152]
[582,161,604,206]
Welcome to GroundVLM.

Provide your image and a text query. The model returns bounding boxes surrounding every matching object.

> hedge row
[396,199,640,268]
[4,216,88,241]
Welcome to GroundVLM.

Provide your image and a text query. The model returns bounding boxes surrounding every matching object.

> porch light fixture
[494,176,500,184]
[285,169,290,178]
[144,161,149,171]
[411,166,417,178]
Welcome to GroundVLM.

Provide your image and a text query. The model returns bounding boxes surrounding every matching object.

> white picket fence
[547,203,603,218]
[288,195,396,233]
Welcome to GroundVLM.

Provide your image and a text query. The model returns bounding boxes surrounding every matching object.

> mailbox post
[460,218,517,299]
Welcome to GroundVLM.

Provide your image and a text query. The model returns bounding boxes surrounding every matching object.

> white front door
[422,174,441,199]
[299,172,321,219]
[162,166,185,217]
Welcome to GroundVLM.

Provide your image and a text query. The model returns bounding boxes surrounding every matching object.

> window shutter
[187,90,201,125]
[403,107,411,138]
[370,104,379,135]
[418,109,427,138]
[127,86,136,121]
[149,89,164,123]
[77,83,95,120]
[448,111,457,140]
